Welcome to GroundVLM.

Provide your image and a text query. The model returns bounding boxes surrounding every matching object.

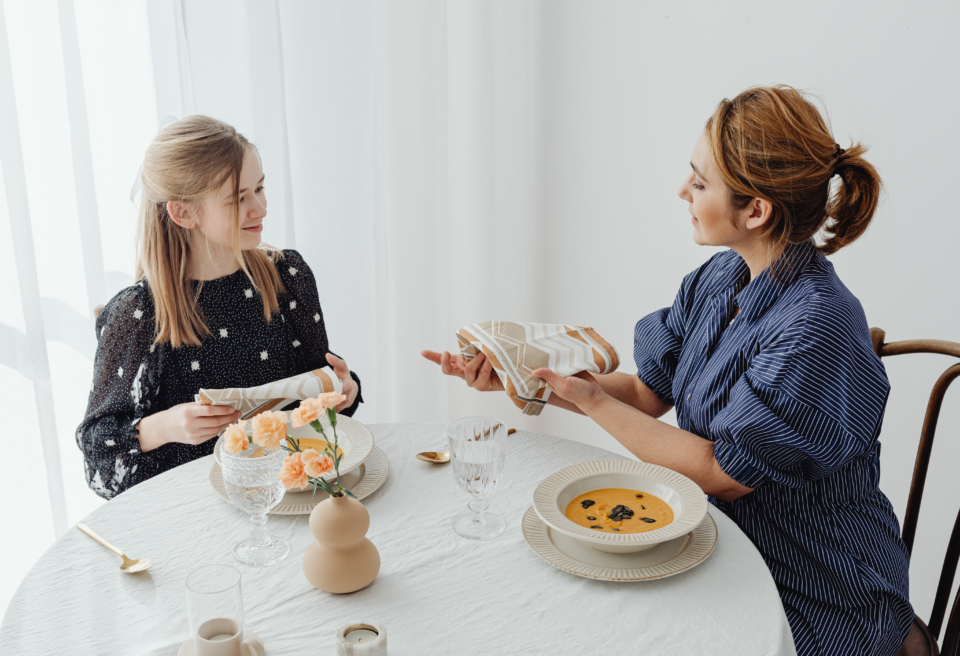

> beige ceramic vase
[303,494,380,594]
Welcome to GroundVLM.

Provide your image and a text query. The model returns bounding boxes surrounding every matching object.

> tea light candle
[345,629,378,643]
[335,621,387,655]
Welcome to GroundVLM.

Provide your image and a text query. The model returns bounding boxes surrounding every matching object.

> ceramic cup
[194,618,263,656]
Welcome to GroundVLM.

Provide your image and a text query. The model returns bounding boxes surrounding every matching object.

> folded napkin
[457,321,619,415]
[195,368,342,416]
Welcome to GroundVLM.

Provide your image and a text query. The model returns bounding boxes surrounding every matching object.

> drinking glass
[220,445,289,567]
[447,416,508,540]
[185,564,259,656]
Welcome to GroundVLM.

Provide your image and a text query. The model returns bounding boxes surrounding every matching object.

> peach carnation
[291,397,322,428]
[278,452,308,490]
[301,448,334,478]
[222,421,249,455]
[251,410,288,450]
[318,392,348,410]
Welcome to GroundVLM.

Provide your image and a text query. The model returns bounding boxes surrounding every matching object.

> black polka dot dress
[76,249,362,500]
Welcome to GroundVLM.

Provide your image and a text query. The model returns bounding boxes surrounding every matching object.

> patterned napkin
[195,367,342,416]
[457,321,620,415]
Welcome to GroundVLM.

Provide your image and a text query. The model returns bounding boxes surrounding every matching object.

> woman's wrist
[135,412,167,453]
[578,389,613,416]
[546,393,586,415]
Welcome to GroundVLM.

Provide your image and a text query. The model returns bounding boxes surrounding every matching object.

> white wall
[2,0,958,637]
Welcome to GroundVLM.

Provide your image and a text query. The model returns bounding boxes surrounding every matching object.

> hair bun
[705,86,881,257]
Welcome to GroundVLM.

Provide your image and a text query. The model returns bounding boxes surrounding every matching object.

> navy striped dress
[634,241,913,656]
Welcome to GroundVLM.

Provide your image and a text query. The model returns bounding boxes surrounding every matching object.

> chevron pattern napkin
[457,321,620,415]
[195,367,342,416]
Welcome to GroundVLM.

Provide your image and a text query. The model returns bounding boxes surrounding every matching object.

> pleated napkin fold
[457,321,620,416]
[195,367,342,416]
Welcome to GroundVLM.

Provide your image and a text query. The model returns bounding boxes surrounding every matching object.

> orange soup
[252,437,343,459]
[289,437,343,459]
[564,488,673,534]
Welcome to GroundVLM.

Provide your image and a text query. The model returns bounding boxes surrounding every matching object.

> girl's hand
[326,353,359,412]
[421,350,504,393]
[137,402,242,452]
[531,368,606,412]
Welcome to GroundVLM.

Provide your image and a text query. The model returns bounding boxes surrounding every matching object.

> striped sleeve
[633,278,693,406]
[710,295,889,489]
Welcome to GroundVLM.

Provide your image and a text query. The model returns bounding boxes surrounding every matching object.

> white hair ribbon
[130,115,181,205]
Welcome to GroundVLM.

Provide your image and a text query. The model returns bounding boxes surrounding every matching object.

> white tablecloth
[1,424,796,655]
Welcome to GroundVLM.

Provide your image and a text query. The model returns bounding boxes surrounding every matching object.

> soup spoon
[77,523,153,573]
[417,428,516,464]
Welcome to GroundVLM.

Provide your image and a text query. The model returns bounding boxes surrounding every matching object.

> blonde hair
[135,115,284,348]
[705,85,882,259]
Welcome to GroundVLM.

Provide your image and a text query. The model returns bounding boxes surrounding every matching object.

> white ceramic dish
[210,446,390,515]
[522,506,717,581]
[532,459,708,554]
[214,413,374,482]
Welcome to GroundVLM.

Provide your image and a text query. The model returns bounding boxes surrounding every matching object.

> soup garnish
[565,488,673,534]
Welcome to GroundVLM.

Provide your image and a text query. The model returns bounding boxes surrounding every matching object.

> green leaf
[343,488,357,499]
[314,478,334,497]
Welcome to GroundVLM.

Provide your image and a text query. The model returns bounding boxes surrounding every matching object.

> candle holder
[336,620,387,655]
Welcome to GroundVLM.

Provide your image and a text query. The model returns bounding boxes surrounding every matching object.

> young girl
[77,115,361,500]
[424,86,913,655]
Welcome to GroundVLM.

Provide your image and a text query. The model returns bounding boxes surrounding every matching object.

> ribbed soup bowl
[532,459,708,554]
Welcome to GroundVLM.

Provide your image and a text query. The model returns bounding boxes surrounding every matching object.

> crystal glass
[220,445,290,566]
[185,564,247,654]
[447,416,508,540]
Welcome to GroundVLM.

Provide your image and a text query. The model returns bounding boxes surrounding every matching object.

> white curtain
[0,0,589,615]
[3,0,959,624]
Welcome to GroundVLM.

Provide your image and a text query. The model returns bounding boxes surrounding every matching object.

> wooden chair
[873,329,960,656]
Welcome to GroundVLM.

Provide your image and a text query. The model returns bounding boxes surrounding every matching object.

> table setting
[0,322,797,655]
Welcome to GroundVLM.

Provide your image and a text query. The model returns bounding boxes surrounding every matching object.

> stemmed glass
[447,416,508,540]
[220,443,289,567]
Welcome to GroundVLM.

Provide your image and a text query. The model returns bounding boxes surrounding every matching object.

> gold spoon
[77,523,153,573]
[417,428,516,464]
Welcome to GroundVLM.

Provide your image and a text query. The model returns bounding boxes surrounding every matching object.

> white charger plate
[210,446,389,515]
[522,505,717,582]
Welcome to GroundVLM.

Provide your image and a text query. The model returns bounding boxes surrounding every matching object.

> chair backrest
[871,328,960,654]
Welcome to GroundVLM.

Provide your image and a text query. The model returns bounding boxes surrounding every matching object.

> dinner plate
[213,412,375,481]
[521,505,717,582]
[209,446,390,515]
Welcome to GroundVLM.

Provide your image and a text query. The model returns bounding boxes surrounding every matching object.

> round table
[1,424,796,655]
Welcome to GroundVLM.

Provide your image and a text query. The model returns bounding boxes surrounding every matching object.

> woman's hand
[531,368,607,413]
[136,402,242,452]
[421,350,505,392]
[326,353,359,412]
